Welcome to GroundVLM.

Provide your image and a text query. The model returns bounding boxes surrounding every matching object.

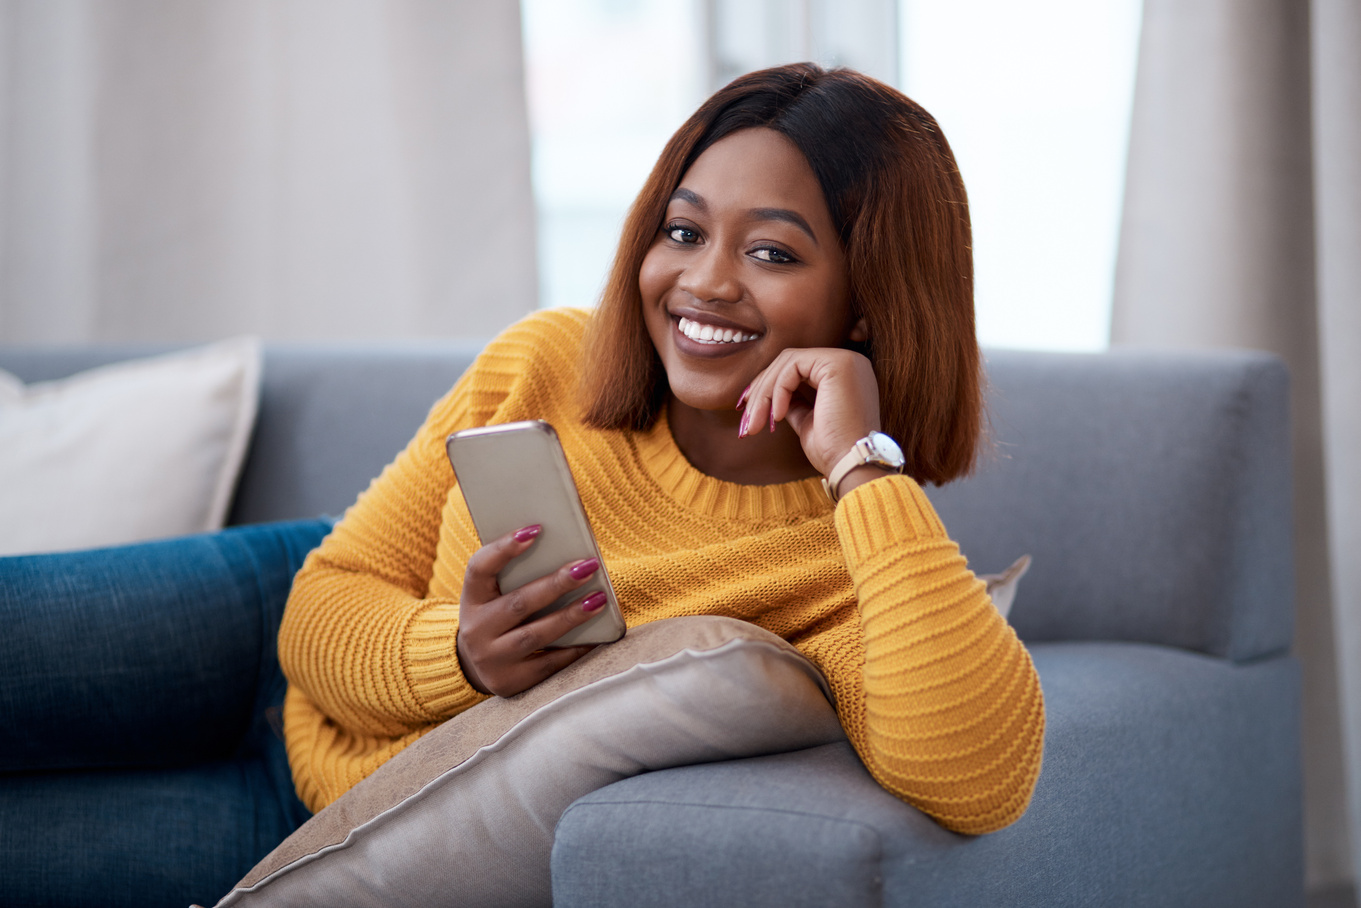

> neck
[665,395,817,485]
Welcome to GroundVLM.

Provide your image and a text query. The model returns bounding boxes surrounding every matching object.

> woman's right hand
[456,524,607,698]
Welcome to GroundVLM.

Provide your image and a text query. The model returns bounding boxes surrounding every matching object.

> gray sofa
[0,339,1303,907]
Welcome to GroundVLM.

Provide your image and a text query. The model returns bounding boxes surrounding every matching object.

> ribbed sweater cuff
[833,474,946,566]
[405,602,489,717]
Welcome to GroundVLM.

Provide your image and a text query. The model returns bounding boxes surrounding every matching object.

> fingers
[495,578,605,654]
[766,356,812,425]
[737,347,883,474]
[462,524,543,605]
[463,588,605,697]
[736,354,785,438]
[492,556,602,632]
[739,349,830,435]
[735,350,818,437]
[459,533,613,698]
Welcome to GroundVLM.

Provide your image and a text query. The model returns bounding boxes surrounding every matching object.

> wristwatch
[822,431,906,503]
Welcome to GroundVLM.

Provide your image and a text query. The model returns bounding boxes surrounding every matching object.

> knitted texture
[278,308,1044,834]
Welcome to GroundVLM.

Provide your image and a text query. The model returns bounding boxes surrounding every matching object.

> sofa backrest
[928,347,1293,664]
[0,341,1293,663]
[0,341,483,527]
[225,343,484,525]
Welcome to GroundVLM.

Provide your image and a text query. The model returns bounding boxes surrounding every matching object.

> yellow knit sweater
[279,308,1045,834]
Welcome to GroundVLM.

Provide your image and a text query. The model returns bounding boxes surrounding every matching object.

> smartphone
[445,420,626,648]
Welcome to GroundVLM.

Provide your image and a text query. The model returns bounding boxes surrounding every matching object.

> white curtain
[0,0,537,343]
[703,0,899,92]
[1112,0,1361,898]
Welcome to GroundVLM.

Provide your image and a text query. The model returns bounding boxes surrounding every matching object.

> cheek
[638,249,672,353]
[773,278,853,346]
[638,246,669,306]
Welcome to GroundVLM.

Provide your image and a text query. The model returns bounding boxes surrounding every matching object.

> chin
[666,375,741,414]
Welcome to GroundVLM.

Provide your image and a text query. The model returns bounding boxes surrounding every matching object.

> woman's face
[640,127,859,414]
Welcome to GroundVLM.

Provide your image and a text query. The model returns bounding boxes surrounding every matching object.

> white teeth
[677,317,759,345]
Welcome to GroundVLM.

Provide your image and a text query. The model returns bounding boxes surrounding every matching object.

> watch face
[867,432,905,468]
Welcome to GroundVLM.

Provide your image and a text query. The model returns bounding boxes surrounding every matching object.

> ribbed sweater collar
[632,408,833,523]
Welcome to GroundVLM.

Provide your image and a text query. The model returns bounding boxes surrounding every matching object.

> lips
[676,316,761,345]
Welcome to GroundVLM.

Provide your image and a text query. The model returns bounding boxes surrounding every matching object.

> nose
[676,245,742,304]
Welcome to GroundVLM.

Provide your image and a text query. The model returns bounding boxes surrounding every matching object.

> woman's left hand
[738,346,882,477]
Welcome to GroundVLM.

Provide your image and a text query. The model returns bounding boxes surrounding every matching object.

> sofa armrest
[929,349,1294,662]
[551,642,1302,908]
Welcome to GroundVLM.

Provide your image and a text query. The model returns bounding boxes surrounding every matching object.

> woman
[278,63,1044,836]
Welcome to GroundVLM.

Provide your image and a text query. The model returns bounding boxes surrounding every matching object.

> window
[521,0,704,311]
[899,0,1142,351]
[521,0,1142,351]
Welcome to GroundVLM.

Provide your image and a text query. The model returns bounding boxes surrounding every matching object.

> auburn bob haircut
[579,62,982,485]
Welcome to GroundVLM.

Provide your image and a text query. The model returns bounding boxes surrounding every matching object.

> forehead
[674,128,833,230]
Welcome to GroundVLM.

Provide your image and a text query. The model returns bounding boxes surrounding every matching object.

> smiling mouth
[677,317,761,345]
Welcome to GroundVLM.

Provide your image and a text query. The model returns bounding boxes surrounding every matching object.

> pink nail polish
[514,525,542,543]
[738,411,750,437]
[569,558,600,580]
[736,384,751,409]
[582,591,607,612]
[769,413,776,433]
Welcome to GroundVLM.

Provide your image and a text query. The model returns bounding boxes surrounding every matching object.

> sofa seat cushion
[550,641,1302,908]
[211,615,847,908]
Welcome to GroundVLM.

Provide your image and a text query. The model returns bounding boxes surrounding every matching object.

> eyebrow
[669,188,820,246]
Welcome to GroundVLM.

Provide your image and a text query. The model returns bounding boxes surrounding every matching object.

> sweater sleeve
[831,474,1045,835]
[278,308,594,811]
[277,371,493,745]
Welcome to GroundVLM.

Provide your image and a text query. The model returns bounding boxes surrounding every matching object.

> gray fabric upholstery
[225,344,484,524]
[553,642,1303,908]
[930,348,1293,663]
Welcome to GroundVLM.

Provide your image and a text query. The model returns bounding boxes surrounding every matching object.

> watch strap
[822,434,902,503]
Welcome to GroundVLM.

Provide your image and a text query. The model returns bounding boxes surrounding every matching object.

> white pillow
[0,338,262,555]
[208,616,847,908]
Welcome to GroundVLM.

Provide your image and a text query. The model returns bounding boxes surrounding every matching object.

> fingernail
[582,591,607,612]
[736,384,751,409]
[738,411,750,437]
[569,558,600,580]
[514,525,542,543]
[769,412,776,433]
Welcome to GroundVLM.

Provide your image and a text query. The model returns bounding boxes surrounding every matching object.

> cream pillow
[208,616,847,908]
[0,338,261,555]
[980,553,1032,620]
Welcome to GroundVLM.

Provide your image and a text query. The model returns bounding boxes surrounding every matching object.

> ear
[848,317,870,344]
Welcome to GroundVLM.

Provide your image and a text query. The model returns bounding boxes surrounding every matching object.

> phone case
[445,421,626,647]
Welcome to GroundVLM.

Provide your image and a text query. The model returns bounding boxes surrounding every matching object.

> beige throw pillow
[0,338,261,555]
[981,553,1032,620]
[209,616,847,908]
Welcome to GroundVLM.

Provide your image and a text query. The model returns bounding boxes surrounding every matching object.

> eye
[750,245,797,265]
[664,223,700,244]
